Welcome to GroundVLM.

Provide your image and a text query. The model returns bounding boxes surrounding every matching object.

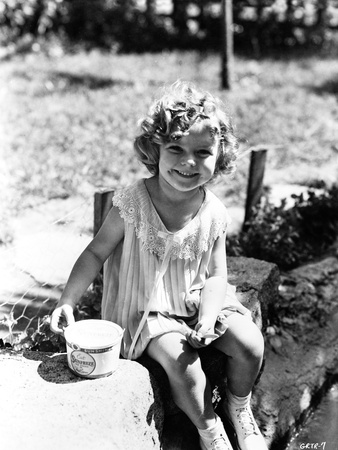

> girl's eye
[168,146,183,154]
[197,149,212,157]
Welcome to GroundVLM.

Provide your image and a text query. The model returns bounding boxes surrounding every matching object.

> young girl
[50,81,267,450]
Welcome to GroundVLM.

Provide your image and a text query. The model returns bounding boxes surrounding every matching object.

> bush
[1,0,337,53]
[0,276,103,352]
[227,183,338,270]
[0,0,174,51]
[0,0,63,42]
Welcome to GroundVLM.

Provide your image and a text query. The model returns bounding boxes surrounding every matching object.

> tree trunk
[172,0,188,33]
[221,0,234,90]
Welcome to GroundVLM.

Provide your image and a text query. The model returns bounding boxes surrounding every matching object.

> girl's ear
[134,136,160,175]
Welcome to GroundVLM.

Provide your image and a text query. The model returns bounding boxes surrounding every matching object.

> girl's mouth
[173,170,198,178]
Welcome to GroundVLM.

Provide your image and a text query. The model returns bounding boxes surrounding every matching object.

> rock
[256,255,338,448]
[292,256,338,284]
[0,350,163,450]
[227,256,280,330]
[275,256,338,327]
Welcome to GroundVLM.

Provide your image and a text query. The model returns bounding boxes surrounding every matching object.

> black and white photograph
[1,1,338,449]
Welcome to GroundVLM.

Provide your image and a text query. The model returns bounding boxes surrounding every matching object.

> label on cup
[70,350,96,376]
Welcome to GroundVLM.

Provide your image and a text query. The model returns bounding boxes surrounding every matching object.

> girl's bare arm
[59,206,124,306]
[192,233,251,346]
[50,205,124,333]
[197,233,228,333]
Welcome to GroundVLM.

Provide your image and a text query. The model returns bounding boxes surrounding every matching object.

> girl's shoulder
[112,178,151,224]
[202,188,232,226]
[113,179,145,200]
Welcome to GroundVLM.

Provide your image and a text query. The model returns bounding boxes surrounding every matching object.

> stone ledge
[257,256,338,448]
[227,256,280,330]
[0,350,163,450]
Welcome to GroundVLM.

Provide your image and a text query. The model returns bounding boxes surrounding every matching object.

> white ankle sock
[198,415,223,440]
[226,389,251,407]
[198,416,217,435]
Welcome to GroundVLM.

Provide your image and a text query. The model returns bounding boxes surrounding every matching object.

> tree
[172,0,189,33]
[221,0,234,90]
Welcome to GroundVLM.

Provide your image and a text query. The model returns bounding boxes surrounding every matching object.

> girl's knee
[172,345,200,373]
[167,353,207,394]
[148,334,203,380]
[236,320,264,361]
[219,314,265,361]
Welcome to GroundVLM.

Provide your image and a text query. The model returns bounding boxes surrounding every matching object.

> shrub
[1,0,337,53]
[0,276,103,352]
[0,0,174,51]
[227,183,338,270]
[0,0,63,43]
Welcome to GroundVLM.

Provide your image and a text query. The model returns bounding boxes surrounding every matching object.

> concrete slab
[0,350,162,450]
[14,231,91,286]
[0,231,91,340]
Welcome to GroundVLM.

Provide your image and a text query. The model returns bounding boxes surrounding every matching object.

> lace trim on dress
[113,181,229,261]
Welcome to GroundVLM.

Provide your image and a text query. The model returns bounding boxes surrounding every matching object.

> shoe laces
[235,406,258,437]
[211,435,231,450]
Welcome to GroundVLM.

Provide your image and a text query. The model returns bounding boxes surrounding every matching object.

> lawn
[1,49,338,241]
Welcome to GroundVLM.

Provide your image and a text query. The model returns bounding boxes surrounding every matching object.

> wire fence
[0,198,93,345]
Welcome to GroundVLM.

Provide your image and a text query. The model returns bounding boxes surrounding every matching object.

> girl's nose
[181,158,196,167]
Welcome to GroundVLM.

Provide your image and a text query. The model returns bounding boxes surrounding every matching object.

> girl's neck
[145,176,205,233]
[149,175,203,206]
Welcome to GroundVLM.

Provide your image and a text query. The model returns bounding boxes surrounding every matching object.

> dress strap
[127,233,183,359]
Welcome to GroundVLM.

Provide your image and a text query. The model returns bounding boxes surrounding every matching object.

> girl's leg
[212,313,264,397]
[146,331,215,429]
[212,313,267,450]
[146,331,233,450]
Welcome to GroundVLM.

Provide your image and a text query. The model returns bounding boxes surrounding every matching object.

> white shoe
[200,435,233,450]
[199,416,234,450]
[226,402,267,450]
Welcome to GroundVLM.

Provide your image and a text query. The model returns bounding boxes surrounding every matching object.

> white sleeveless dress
[101,179,237,360]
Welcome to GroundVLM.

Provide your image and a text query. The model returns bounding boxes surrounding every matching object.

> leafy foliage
[74,274,103,322]
[0,279,102,352]
[227,183,338,270]
[0,0,337,52]
[0,0,174,51]
[0,314,66,352]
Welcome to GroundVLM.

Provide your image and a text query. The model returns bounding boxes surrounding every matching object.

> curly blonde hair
[134,81,238,179]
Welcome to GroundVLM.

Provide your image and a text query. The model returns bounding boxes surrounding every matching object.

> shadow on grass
[10,68,135,93]
[311,79,338,96]
[53,71,134,90]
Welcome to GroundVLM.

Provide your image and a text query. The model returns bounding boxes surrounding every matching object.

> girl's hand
[186,318,217,348]
[50,304,75,335]
[186,329,208,348]
[195,317,216,337]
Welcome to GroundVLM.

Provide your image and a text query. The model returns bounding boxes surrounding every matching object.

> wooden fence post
[93,189,115,236]
[93,189,115,290]
[243,149,267,231]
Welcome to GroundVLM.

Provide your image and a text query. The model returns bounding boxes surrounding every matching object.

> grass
[1,48,338,242]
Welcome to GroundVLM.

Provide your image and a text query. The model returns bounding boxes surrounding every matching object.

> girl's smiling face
[158,121,219,194]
